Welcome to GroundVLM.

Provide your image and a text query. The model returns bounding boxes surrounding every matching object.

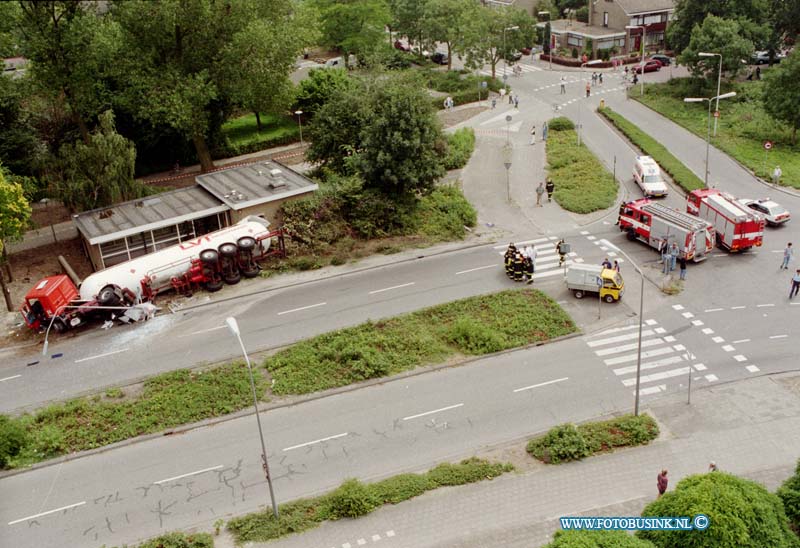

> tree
[52,110,143,212]
[0,2,21,58]
[543,530,655,547]
[770,0,800,43]
[678,16,754,80]
[356,75,445,196]
[294,68,354,118]
[667,0,769,55]
[391,0,430,56]
[460,7,535,79]
[762,49,800,144]
[778,458,800,531]
[0,74,44,178]
[638,472,798,548]
[0,164,32,310]
[422,0,477,70]
[312,0,391,66]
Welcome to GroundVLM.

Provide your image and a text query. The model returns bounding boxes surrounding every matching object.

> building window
[603,12,609,26]
[567,34,584,47]
[646,32,664,46]
[99,238,130,267]
[151,225,180,251]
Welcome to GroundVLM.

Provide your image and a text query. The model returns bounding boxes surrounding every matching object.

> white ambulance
[633,156,669,198]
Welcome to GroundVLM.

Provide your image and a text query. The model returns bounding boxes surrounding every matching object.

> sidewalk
[229,373,800,548]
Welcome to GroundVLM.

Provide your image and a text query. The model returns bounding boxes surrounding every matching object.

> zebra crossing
[493,236,582,281]
[479,64,543,77]
[584,320,717,397]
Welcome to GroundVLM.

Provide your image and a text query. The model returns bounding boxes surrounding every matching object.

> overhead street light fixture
[683,92,737,187]
[699,52,723,136]
[625,25,646,96]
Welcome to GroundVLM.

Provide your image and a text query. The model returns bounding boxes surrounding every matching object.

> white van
[633,156,668,198]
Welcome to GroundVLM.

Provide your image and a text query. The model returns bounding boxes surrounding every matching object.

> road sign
[764,141,773,150]
[481,81,488,88]
[713,110,720,118]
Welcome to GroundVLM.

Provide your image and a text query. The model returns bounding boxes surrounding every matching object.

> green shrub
[427,457,514,486]
[289,257,323,271]
[777,458,800,530]
[528,424,590,464]
[443,128,476,170]
[324,479,379,519]
[446,316,508,354]
[0,415,28,467]
[571,48,579,58]
[544,530,656,547]
[370,473,434,504]
[548,117,575,131]
[416,186,477,241]
[639,472,798,548]
[136,532,214,548]
[330,256,346,266]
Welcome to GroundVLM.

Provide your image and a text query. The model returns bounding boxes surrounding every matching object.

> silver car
[738,199,791,226]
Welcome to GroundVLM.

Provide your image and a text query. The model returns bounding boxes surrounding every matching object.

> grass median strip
[526,414,659,464]
[598,106,704,193]
[227,458,513,544]
[264,289,577,395]
[545,117,618,213]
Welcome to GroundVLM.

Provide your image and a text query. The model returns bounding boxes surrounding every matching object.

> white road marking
[8,501,86,525]
[732,339,750,344]
[182,325,225,337]
[639,385,665,395]
[769,334,788,339]
[594,324,640,336]
[587,236,597,240]
[154,465,224,485]
[372,534,382,541]
[387,530,396,537]
[663,335,676,342]
[701,328,714,334]
[733,355,747,362]
[705,374,719,382]
[746,365,760,372]
[673,344,686,351]
[712,336,725,343]
[343,543,352,548]
[513,377,569,393]
[622,367,689,386]
[493,237,552,249]
[456,264,497,275]
[654,327,667,334]
[645,319,658,326]
[357,539,367,546]
[283,432,349,452]
[672,304,684,310]
[0,374,21,382]
[604,346,675,366]
[369,282,415,295]
[731,306,746,310]
[580,230,590,235]
[756,303,775,308]
[681,312,694,319]
[694,363,707,371]
[721,345,735,352]
[704,308,724,312]
[691,320,704,326]
[594,338,664,356]
[586,330,656,347]
[74,348,129,363]
[613,355,684,376]
[277,302,327,315]
[791,303,800,306]
[403,403,463,421]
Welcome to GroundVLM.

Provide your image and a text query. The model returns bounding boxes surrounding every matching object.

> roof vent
[99,209,114,219]
[270,168,282,177]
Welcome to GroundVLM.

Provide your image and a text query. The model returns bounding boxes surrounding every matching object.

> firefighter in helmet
[514,251,525,282]
[556,239,568,266]
[504,243,516,279]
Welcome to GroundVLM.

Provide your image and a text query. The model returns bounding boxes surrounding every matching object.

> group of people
[504,243,537,284]
[601,257,621,272]
[659,241,687,279]
[535,179,556,206]
[529,121,549,145]
[443,96,455,111]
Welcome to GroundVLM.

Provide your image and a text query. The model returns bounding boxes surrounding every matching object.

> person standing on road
[530,124,536,145]
[782,242,793,269]
[545,178,555,201]
[790,269,800,299]
[679,256,687,280]
[613,260,621,273]
[542,121,549,141]
[514,251,525,282]
[586,81,591,97]
[601,258,612,269]
[669,243,679,272]
[599,72,603,85]
[557,239,567,266]
[492,97,497,109]
[505,243,516,279]
[508,90,514,105]
[514,94,520,108]
[536,182,545,206]
[657,469,669,497]
[560,75,566,94]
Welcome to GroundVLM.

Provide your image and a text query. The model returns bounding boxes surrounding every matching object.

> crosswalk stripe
[493,237,551,249]
[594,338,664,356]
[622,366,690,386]
[638,385,666,395]
[612,355,685,376]
[587,330,656,347]
[603,346,675,366]
[592,324,640,337]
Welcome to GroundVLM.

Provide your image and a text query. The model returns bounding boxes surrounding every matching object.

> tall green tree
[391,0,430,56]
[762,49,800,144]
[294,68,354,118]
[312,0,391,66]
[777,458,800,530]
[667,0,769,55]
[0,164,32,310]
[52,110,143,212]
[0,76,43,178]
[770,0,800,43]
[0,2,21,57]
[422,0,477,70]
[678,16,754,80]
[460,7,535,79]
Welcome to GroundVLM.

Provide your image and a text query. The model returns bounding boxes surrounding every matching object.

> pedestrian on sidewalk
[599,72,603,85]
[632,73,639,86]
[669,243,679,272]
[613,260,621,273]
[545,178,555,201]
[536,182,545,206]
[657,469,669,497]
[585,82,591,97]
[790,269,800,299]
[773,165,782,185]
[679,256,687,280]
[542,121,549,141]
[662,244,671,274]
[530,124,536,145]
[557,239,568,266]
[756,66,761,80]
[508,91,514,105]
[708,461,718,472]
[514,94,519,109]
[601,257,612,269]
[499,88,506,102]
[782,243,793,269]
[560,75,566,94]
[492,97,497,109]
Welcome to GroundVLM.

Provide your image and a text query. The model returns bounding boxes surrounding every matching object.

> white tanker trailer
[21,216,274,333]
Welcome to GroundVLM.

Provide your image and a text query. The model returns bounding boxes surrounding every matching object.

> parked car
[633,59,662,73]
[751,51,784,65]
[506,50,523,62]
[521,47,533,55]
[649,54,671,66]
[394,40,411,52]
[431,52,449,65]
[738,199,791,226]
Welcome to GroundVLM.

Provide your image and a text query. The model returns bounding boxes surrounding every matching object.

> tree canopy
[762,49,800,144]
[422,0,478,70]
[0,164,31,249]
[312,0,391,65]
[678,15,754,79]
[460,7,535,79]
[667,0,769,54]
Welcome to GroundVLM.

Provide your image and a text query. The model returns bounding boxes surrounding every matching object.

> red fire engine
[618,198,715,262]
[686,189,764,252]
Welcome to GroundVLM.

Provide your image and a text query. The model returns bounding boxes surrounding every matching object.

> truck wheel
[224,272,241,285]
[205,278,224,292]
[574,290,584,299]
[241,266,259,278]
[200,249,219,264]
[604,294,616,303]
[98,284,122,306]
[626,229,637,241]
[52,318,67,333]
[237,236,256,251]
[218,243,238,257]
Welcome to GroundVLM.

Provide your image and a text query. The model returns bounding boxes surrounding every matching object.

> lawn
[264,289,577,395]
[599,106,705,193]
[220,112,300,153]
[633,79,800,189]
[545,117,619,213]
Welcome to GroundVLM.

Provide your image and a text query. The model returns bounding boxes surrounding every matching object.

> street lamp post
[226,317,280,519]
[625,25,646,96]
[538,12,552,71]
[698,52,723,136]
[504,115,513,202]
[577,60,602,146]
[502,25,520,86]
[294,110,304,144]
[683,92,737,188]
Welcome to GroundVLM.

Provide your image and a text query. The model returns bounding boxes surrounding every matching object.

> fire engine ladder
[641,203,705,230]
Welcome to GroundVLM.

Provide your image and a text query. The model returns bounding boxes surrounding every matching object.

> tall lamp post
[538,12,552,71]
[683,92,737,188]
[625,24,646,96]
[294,110,304,144]
[577,60,603,146]
[502,25,520,85]
[226,316,280,519]
[698,52,723,136]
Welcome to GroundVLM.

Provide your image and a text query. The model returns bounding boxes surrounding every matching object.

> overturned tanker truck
[21,216,279,333]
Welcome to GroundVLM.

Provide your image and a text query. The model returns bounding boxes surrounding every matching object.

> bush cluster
[135,532,214,548]
[443,128,476,170]
[777,458,800,531]
[547,117,575,131]
[527,414,659,464]
[227,458,513,544]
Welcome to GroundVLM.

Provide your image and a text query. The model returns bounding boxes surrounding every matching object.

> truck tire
[200,249,219,264]
[224,271,241,285]
[237,236,256,251]
[98,284,122,306]
[218,243,238,257]
[241,265,260,278]
[604,294,616,303]
[52,317,67,333]
[574,290,584,299]
[626,229,637,241]
[205,278,224,292]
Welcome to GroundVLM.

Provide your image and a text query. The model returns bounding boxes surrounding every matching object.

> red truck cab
[20,275,79,331]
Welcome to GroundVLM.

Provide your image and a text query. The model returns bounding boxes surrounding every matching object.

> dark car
[633,59,662,73]
[649,54,671,66]
[431,52,449,65]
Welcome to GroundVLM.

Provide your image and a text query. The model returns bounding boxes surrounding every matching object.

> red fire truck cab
[686,189,764,252]
[20,275,81,331]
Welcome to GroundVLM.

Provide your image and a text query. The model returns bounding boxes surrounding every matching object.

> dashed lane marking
[283,432,349,452]
[369,282,415,295]
[403,403,463,421]
[513,377,569,393]
[154,465,224,485]
[8,501,86,526]
[277,302,327,315]
[0,375,21,382]
[456,264,497,275]
[74,348,129,364]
